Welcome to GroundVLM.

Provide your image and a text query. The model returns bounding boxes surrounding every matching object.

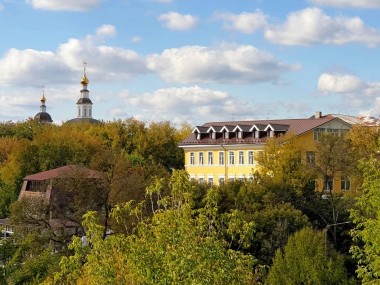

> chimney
[315,111,322,119]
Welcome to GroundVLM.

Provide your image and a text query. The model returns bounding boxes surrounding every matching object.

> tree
[267,227,348,285]
[256,133,314,193]
[350,157,380,283]
[44,170,256,285]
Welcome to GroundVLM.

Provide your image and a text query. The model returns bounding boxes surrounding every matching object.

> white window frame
[229,151,235,165]
[248,151,254,165]
[219,152,224,165]
[199,152,204,165]
[306,151,315,165]
[341,176,351,191]
[208,176,214,186]
[190,152,195,165]
[238,151,244,165]
[208,151,213,165]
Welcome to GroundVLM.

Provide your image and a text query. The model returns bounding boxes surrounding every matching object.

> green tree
[267,227,348,285]
[45,170,256,285]
[350,157,380,283]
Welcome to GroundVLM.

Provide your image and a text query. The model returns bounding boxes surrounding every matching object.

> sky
[1,0,380,126]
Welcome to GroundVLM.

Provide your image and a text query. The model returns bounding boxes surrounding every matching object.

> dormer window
[196,133,201,140]
[237,131,243,139]
[224,132,229,139]
[269,130,274,138]
[254,131,259,139]
[211,132,216,140]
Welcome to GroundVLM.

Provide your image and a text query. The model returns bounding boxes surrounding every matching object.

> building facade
[179,112,360,192]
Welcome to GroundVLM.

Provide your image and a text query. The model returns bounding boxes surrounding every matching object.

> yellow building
[179,112,361,192]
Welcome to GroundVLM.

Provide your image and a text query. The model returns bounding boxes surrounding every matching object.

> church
[34,62,100,124]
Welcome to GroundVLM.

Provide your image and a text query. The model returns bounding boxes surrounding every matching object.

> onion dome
[34,89,53,124]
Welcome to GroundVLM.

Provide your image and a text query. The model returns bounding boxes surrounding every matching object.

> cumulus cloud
[309,0,380,8]
[96,25,117,38]
[117,86,264,124]
[318,73,368,93]
[265,7,380,47]
[0,25,147,86]
[215,10,267,34]
[158,12,198,31]
[317,72,380,114]
[147,44,301,84]
[27,0,100,11]
[0,49,73,86]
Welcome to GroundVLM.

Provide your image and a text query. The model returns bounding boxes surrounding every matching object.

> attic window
[25,181,47,192]
[211,132,216,139]
[237,131,243,139]
[196,133,201,140]
[224,132,229,139]
[254,131,259,139]
[269,130,274,138]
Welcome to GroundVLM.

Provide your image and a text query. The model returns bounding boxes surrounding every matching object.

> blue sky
[1,0,380,125]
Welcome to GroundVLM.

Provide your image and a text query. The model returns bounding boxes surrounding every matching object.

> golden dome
[40,94,46,104]
[81,74,89,85]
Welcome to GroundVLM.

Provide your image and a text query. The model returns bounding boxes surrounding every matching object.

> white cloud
[317,73,380,114]
[96,25,117,38]
[0,25,147,86]
[215,11,267,34]
[309,0,380,8]
[318,73,368,93]
[0,3,4,11]
[147,44,301,84]
[27,0,100,11]
[158,12,198,31]
[0,49,73,86]
[117,86,263,125]
[265,7,380,47]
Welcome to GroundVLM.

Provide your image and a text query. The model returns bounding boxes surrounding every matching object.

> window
[254,131,260,139]
[190,152,195,165]
[228,176,235,182]
[196,133,201,140]
[190,176,196,183]
[84,108,87,117]
[199,177,204,184]
[341,176,351,191]
[224,132,229,139]
[237,131,242,139]
[199,152,204,165]
[219,176,225,185]
[211,132,216,139]
[238,175,244,182]
[208,152,213,165]
[323,177,333,192]
[248,151,254,165]
[229,151,235,165]
[238,151,244,165]
[89,108,92,117]
[219,152,224,165]
[306,151,315,165]
[208,177,214,186]
[78,108,81,117]
[314,128,325,141]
